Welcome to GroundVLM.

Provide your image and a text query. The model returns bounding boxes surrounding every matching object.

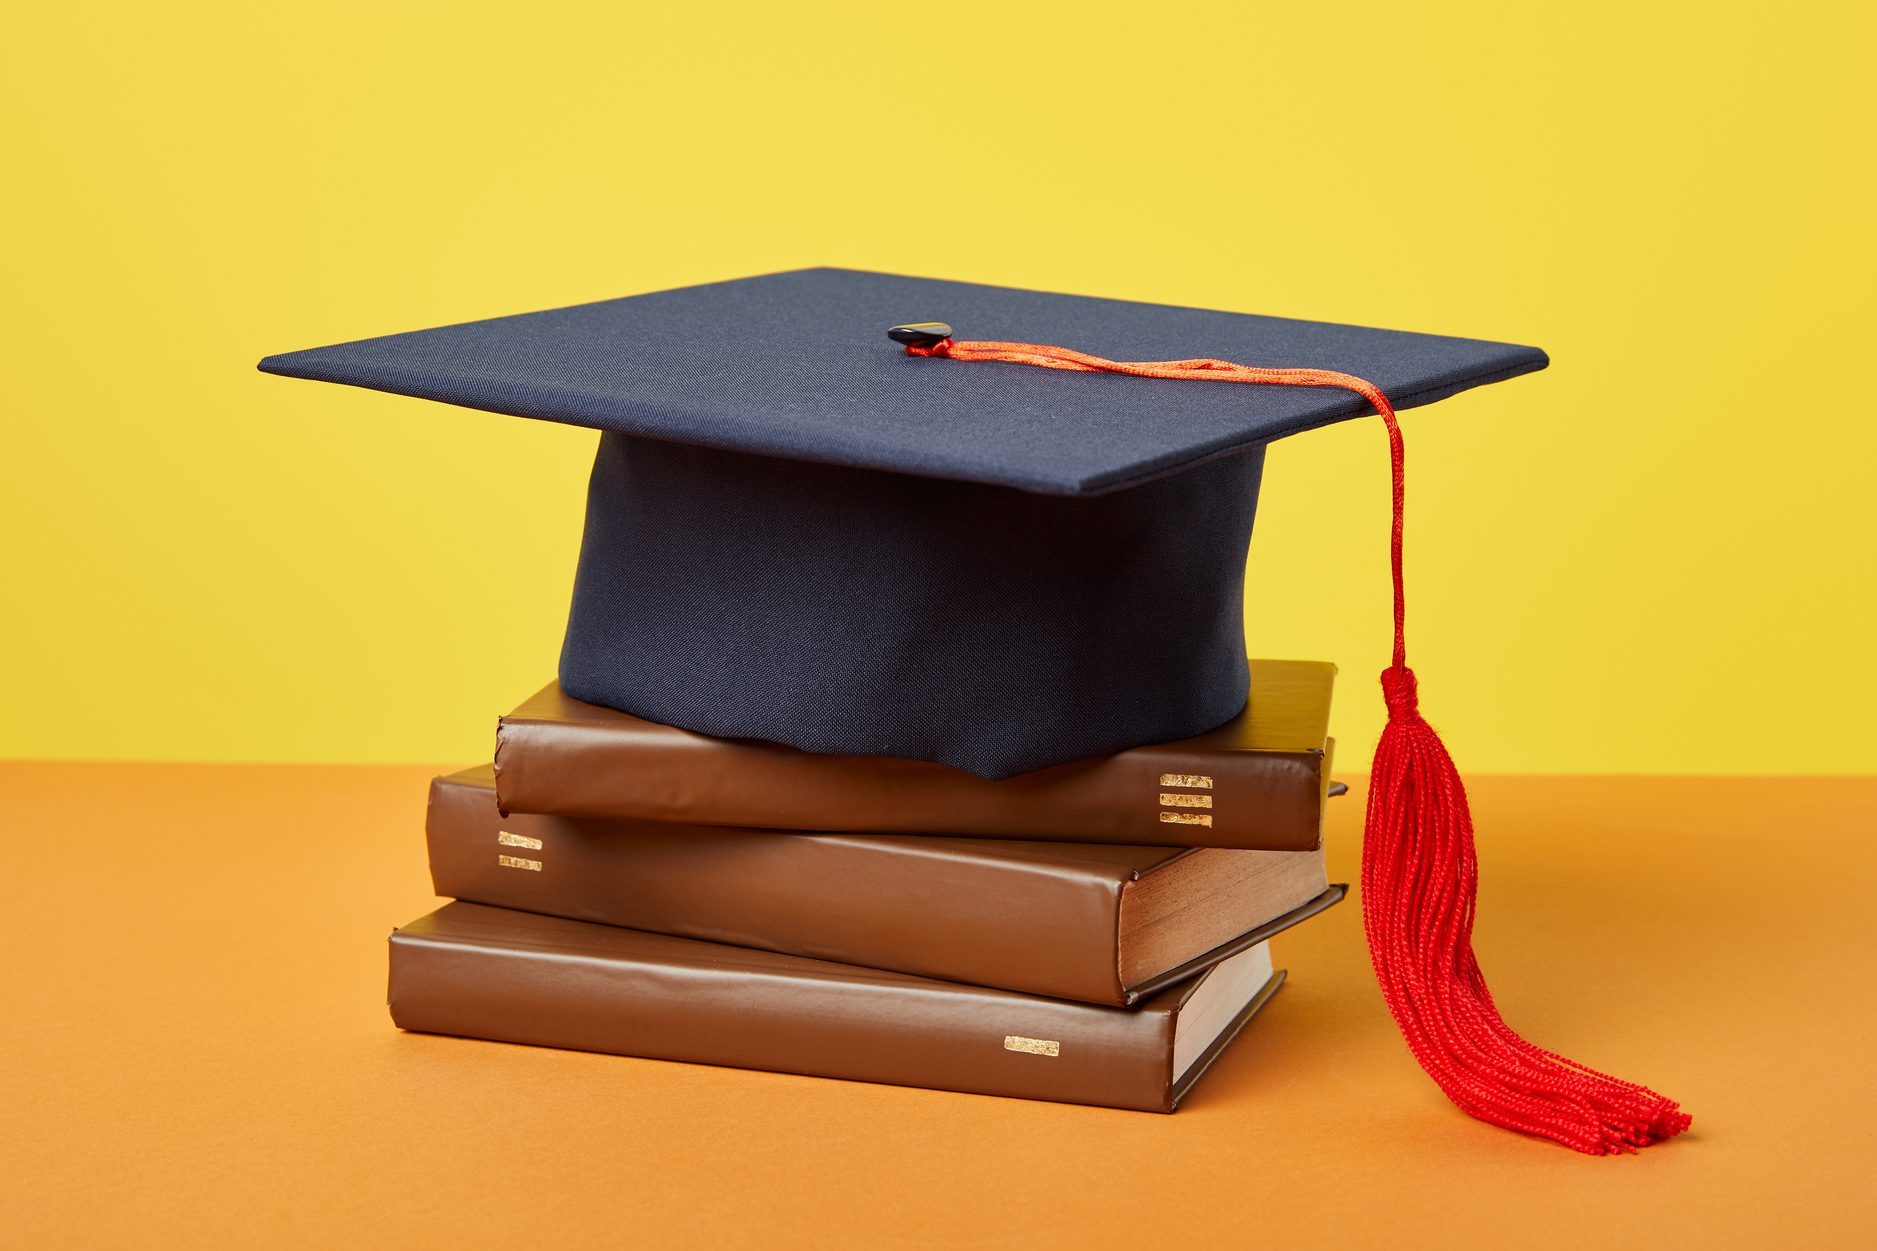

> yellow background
[4,1,1873,771]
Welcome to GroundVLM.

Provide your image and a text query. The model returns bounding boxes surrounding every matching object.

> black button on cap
[887,322,953,347]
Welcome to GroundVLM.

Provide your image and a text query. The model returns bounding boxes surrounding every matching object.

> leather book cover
[494,658,1336,850]
[388,902,1287,1113]
[429,765,1345,1006]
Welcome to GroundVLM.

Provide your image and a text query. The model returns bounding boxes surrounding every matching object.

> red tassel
[1365,666,1689,1153]
[900,330,1690,1151]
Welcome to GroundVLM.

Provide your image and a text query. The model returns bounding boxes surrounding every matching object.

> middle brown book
[428,765,1343,1007]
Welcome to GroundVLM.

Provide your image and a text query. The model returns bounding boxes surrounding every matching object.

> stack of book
[388,659,1347,1112]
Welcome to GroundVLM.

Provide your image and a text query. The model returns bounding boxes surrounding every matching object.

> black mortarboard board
[260,267,1544,778]
[261,268,1693,1152]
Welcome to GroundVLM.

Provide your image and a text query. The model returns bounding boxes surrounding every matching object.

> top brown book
[495,659,1335,850]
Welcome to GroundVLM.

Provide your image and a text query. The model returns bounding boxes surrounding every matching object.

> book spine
[494,718,1324,851]
[387,919,1179,1112]
[427,776,1132,1004]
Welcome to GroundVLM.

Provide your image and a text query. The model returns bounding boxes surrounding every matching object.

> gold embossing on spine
[1159,773,1214,789]
[497,831,543,850]
[1159,812,1214,827]
[498,854,543,872]
[1003,1035,1061,1057]
[1158,792,1213,809]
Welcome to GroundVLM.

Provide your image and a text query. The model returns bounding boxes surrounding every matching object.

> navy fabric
[259,269,1547,777]
[258,267,1547,497]
[560,433,1263,778]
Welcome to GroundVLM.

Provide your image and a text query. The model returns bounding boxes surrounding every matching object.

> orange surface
[2,765,1872,1248]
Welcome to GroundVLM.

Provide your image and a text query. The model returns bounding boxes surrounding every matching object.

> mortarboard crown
[259,268,1542,777]
[261,267,1685,1153]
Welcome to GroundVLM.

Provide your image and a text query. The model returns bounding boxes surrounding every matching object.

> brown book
[495,658,1337,850]
[389,902,1286,1112]
[429,765,1343,1006]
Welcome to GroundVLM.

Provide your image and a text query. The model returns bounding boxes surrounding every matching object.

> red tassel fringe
[1365,666,1690,1153]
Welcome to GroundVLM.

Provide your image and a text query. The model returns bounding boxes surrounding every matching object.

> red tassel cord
[902,333,1689,1153]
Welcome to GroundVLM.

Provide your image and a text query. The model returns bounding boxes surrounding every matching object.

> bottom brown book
[389,902,1286,1112]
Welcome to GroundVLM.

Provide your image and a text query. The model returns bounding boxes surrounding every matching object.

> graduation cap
[260,267,1686,1152]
